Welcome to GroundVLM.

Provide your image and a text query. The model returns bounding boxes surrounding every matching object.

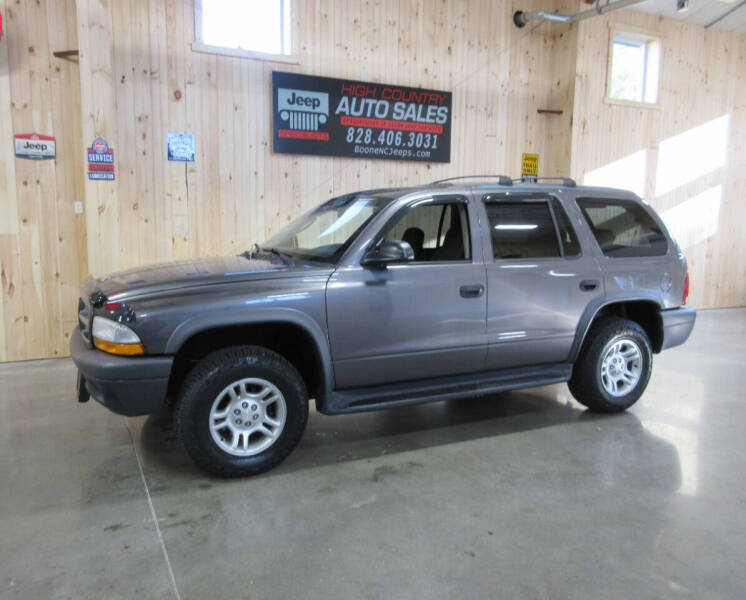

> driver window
[385,201,470,261]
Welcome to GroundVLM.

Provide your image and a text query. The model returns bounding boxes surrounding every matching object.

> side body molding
[165,307,335,406]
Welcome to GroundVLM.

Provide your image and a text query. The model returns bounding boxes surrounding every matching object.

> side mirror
[361,240,415,268]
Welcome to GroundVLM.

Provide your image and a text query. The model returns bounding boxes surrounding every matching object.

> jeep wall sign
[14,134,56,160]
[272,71,452,163]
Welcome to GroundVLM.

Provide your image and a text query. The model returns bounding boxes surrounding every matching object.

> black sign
[272,71,451,163]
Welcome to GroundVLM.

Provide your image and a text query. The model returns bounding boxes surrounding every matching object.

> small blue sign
[167,132,195,162]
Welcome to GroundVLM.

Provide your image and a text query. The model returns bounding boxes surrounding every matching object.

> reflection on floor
[1,308,744,599]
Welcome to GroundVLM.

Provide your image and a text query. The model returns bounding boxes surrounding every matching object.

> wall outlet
[74,201,84,214]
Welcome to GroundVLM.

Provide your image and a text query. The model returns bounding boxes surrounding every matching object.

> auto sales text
[335,83,449,125]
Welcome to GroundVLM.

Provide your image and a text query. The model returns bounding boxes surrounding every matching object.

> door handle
[460,284,484,298]
[579,279,599,291]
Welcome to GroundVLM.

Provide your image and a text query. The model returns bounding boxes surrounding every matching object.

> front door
[326,196,488,389]
[481,194,604,369]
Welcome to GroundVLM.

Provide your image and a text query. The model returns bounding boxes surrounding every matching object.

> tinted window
[577,198,667,257]
[551,199,581,257]
[385,201,470,261]
[487,202,560,259]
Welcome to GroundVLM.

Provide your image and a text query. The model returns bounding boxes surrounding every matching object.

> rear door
[575,197,679,307]
[326,195,488,388]
[480,193,604,369]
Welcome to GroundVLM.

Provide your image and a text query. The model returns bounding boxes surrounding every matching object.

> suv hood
[88,255,331,301]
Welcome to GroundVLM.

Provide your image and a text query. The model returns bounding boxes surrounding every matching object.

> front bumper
[70,327,173,416]
[660,307,696,351]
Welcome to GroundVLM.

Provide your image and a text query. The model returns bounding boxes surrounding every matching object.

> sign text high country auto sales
[272,71,452,163]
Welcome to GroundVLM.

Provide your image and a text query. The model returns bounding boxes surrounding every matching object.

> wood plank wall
[571,11,746,308]
[0,0,744,362]
[73,0,575,279]
[0,0,86,362]
[2,0,574,361]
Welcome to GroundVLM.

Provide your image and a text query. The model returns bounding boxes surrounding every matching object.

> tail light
[683,272,690,305]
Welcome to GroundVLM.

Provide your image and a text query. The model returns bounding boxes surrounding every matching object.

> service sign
[87,138,115,181]
[272,71,452,163]
[14,134,56,160]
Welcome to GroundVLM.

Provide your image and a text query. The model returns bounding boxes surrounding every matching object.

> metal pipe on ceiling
[513,0,648,28]
[705,0,746,29]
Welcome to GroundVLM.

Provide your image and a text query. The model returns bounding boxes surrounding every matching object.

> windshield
[261,194,392,263]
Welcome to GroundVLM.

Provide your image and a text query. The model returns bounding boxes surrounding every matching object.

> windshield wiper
[261,247,294,265]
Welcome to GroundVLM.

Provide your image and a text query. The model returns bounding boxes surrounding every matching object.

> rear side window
[486,202,559,259]
[577,198,667,257]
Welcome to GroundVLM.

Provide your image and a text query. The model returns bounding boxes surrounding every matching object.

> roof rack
[513,176,577,187]
[433,175,513,186]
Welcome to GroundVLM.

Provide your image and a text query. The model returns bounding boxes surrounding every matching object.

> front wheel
[568,318,652,413]
[175,346,308,477]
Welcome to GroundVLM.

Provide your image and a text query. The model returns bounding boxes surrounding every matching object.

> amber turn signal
[93,338,146,356]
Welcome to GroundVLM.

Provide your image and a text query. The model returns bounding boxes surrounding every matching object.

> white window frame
[605,25,662,109]
[192,0,298,64]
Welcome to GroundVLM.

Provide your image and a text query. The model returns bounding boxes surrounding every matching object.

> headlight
[92,317,145,355]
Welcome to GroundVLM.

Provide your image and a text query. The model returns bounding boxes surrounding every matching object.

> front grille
[78,297,91,343]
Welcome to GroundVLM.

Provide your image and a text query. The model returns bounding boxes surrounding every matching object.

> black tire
[175,345,308,477]
[568,317,652,413]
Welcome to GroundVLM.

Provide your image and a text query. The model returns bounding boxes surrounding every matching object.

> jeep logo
[278,88,328,115]
[286,92,321,110]
[14,134,56,160]
[278,88,329,131]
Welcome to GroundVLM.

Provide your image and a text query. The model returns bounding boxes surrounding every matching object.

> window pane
[576,198,668,257]
[263,194,390,262]
[487,202,560,259]
[202,0,288,54]
[385,202,470,261]
[388,205,441,250]
[610,40,645,102]
[551,199,580,256]
[609,31,660,105]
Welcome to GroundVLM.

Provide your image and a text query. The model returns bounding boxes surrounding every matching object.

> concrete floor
[1,309,745,599]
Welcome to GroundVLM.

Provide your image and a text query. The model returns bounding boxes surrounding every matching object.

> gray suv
[71,176,696,477]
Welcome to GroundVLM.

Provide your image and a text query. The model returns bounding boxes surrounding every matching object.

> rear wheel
[568,317,652,413]
[176,345,308,477]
